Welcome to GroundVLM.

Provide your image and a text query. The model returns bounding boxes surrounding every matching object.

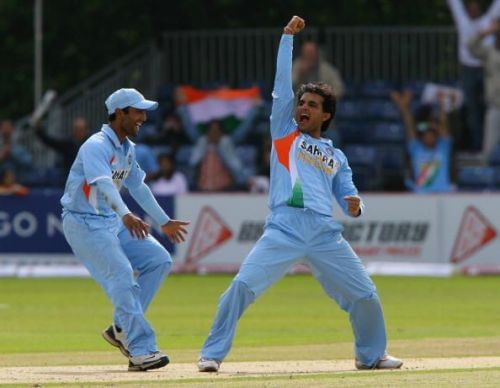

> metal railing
[34,26,459,169]
[325,26,459,83]
[161,28,319,87]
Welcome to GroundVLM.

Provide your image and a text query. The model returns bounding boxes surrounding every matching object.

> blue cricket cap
[105,88,158,115]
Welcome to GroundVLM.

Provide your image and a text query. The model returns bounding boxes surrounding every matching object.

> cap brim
[131,99,158,111]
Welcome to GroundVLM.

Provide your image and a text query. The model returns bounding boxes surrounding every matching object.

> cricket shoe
[102,325,129,357]
[355,353,403,370]
[128,351,170,371]
[198,357,221,372]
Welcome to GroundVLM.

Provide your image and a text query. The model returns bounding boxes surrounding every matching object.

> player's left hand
[162,219,190,243]
[344,195,362,217]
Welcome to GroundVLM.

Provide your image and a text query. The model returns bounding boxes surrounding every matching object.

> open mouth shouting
[298,113,310,125]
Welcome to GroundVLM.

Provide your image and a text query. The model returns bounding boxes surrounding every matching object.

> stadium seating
[359,79,395,98]
[489,145,500,166]
[372,122,405,144]
[377,145,405,170]
[175,145,193,165]
[337,122,373,144]
[363,100,400,121]
[236,145,258,177]
[336,100,364,121]
[457,166,497,191]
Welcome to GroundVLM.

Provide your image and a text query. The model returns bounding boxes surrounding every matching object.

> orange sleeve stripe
[82,182,90,199]
[273,130,299,172]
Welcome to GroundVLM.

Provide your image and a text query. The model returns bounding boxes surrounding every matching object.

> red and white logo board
[175,194,500,276]
[175,195,269,273]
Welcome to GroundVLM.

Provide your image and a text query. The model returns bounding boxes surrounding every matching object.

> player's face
[121,107,146,138]
[295,92,331,137]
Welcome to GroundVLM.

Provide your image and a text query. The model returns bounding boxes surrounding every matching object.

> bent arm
[332,154,365,217]
[128,182,170,226]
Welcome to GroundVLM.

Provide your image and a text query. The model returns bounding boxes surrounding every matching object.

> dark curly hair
[297,82,337,132]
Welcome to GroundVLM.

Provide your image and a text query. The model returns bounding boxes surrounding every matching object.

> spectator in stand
[447,0,500,151]
[468,17,500,160]
[35,116,90,176]
[149,153,188,196]
[175,87,260,191]
[139,108,192,154]
[0,119,32,182]
[391,90,454,193]
[292,41,344,98]
[0,168,29,196]
[159,111,192,152]
[175,86,260,144]
[292,41,344,146]
[188,120,246,191]
[248,135,271,193]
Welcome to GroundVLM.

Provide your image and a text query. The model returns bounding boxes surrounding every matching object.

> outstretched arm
[270,16,305,139]
[128,182,190,243]
[447,0,468,29]
[391,90,417,140]
[485,0,500,19]
[436,90,451,138]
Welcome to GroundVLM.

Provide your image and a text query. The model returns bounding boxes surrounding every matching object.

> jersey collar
[101,124,135,149]
[101,124,121,149]
[302,132,333,147]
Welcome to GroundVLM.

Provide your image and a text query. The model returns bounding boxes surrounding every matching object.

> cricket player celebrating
[198,16,402,372]
[61,88,189,371]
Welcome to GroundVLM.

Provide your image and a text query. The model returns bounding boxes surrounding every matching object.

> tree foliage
[0,0,491,119]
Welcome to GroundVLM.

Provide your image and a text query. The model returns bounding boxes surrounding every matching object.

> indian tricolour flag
[180,85,260,132]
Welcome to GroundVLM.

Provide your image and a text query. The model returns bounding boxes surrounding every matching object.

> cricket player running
[198,16,402,372]
[61,88,189,371]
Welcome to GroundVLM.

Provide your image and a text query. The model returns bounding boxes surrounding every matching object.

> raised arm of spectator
[436,90,451,138]
[447,0,468,29]
[485,0,500,19]
[390,90,417,140]
[231,102,261,144]
[34,124,68,153]
[218,137,247,184]
[189,136,208,167]
[174,87,199,143]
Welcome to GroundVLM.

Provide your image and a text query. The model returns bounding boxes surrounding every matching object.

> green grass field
[1,275,500,386]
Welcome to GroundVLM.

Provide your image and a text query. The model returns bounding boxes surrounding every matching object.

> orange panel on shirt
[273,130,299,172]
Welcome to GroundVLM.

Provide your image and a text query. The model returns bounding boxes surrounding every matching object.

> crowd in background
[3,0,500,197]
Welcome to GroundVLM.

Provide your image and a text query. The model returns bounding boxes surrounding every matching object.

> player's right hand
[122,213,150,239]
[284,16,305,35]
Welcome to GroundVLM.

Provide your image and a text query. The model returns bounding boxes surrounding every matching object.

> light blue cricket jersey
[269,34,359,217]
[61,124,145,216]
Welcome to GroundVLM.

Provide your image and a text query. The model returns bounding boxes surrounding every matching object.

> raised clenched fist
[283,16,305,35]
